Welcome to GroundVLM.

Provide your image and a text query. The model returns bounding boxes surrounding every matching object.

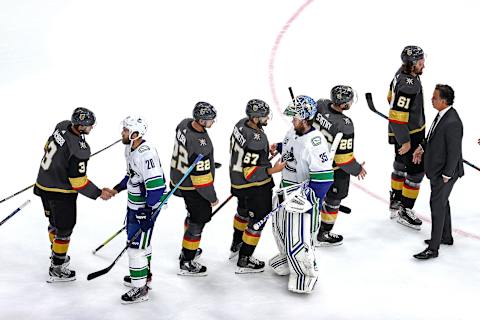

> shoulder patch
[405,77,415,86]
[138,145,150,153]
[311,136,322,146]
[198,138,208,146]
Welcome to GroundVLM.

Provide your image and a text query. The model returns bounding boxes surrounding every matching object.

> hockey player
[228,99,286,273]
[34,107,113,283]
[109,116,166,304]
[312,85,367,246]
[387,45,426,230]
[170,102,218,276]
[269,95,334,293]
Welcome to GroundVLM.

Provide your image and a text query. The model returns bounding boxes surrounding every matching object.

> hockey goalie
[269,95,335,293]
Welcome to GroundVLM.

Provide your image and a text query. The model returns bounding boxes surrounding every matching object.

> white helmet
[122,116,147,140]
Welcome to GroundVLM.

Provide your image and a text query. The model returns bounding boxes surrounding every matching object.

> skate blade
[396,218,421,230]
[314,241,343,248]
[121,295,149,305]
[177,270,208,277]
[47,276,76,283]
[228,251,239,261]
[235,267,265,274]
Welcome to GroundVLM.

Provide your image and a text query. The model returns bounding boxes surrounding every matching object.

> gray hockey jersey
[313,99,362,176]
[229,118,273,193]
[35,120,101,199]
[387,68,426,144]
[170,118,217,203]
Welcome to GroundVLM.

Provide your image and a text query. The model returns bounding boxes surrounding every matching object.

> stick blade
[87,265,113,281]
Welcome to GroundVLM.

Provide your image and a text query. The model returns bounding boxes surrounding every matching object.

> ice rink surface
[1,1,479,319]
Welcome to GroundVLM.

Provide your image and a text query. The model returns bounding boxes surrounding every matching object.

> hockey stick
[365,92,480,172]
[0,139,122,205]
[87,154,204,281]
[0,200,31,227]
[91,225,126,255]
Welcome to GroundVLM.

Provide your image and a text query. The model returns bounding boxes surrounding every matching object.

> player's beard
[122,136,130,145]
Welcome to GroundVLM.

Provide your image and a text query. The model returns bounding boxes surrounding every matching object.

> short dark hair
[435,84,455,106]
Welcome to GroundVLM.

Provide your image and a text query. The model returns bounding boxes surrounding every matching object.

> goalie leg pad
[269,253,289,276]
[284,210,318,293]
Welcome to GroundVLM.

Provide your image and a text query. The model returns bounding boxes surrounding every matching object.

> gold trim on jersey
[35,183,77,194]
[334,153,354,165]
[191,173,214,188]
[69,176,88,189]
[388,110,409,124]
[388,124,426,136]
[231,177,272,189]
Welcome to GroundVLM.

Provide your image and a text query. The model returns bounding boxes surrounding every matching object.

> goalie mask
[283,95,317,121]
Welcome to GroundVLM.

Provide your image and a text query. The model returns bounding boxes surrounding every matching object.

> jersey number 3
[41,141,58,171]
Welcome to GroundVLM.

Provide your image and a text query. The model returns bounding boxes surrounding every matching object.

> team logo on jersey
[79,141,87,149]
[253,133,261,141]
[343,118,351,125]
[311,136,322,146]
[199,138,207,146]
[283,149,297,172]
[406,78,414,85]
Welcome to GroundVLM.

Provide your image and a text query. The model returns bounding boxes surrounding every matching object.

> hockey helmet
[122,116,147,140]
[193,102,217,121]
[330,85,355,105]
[71,107,96,126]
[283,95,317,120]
[401,45,424,64]
[246,99,270,118]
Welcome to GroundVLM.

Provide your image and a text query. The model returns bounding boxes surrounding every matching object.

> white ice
[1,1,479,319]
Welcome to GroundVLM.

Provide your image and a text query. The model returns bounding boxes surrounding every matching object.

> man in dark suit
[412,84,463,259]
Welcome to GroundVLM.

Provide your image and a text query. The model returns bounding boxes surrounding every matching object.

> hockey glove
[135,206,154,232]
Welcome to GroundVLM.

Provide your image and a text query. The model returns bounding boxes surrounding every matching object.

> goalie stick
[365,92,480,172]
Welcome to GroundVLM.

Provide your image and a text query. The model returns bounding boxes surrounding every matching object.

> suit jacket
[424,107,464,179]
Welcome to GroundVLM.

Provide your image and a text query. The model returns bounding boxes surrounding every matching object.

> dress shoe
[424,238,454,246]
[413,248,438,260]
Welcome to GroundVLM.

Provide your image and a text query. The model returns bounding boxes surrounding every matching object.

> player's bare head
[121,116,147,145]
[401,45,425,75]
[193,102,217,129]
[246,99,271,126]
[71,107,96,135]
[331,85,356,110]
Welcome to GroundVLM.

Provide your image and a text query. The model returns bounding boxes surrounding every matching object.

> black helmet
[330,85,354,105]
[193,102,217,121]
[401,45,424,64]
[71,107,96,126]
[246,99,270,118]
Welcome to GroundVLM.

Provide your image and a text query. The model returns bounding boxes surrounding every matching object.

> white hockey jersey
[124,141,166,211]
[280,128,333,188]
